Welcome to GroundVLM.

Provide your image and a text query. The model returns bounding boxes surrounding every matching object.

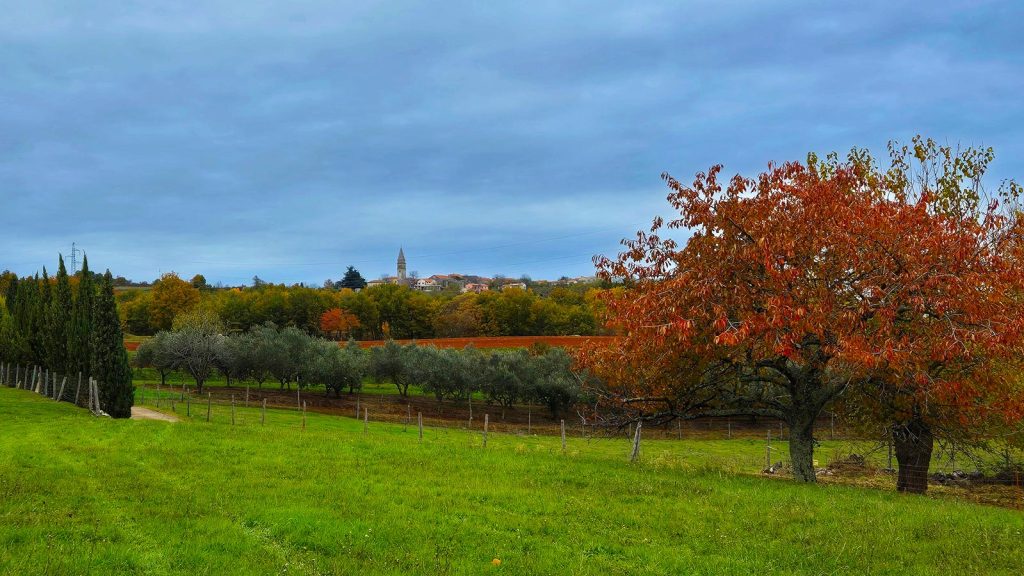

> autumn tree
[319,307,360,339]
[581,140,1024,484]
[149,272,201,331]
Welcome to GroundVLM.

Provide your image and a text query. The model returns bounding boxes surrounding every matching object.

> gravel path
[131,406,180,422]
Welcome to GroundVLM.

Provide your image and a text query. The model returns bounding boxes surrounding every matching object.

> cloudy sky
[2,1,1022,284]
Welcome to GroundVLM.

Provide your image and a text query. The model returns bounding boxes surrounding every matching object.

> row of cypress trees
[1,255,133,418]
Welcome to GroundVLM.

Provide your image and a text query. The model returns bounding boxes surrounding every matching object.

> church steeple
[397,247,407,284]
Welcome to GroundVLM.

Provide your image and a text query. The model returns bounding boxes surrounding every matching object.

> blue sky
[2,1,1022,284]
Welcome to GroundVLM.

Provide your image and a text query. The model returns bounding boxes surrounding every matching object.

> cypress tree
[48,255,73,373]
[91,270,133,417]
[70,256,94,377]
[3,276,16,316]
[27,271,50,365]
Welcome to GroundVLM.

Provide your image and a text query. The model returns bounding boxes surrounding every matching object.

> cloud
[2,0,1022,283]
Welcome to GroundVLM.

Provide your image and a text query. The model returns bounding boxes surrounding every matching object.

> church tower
[397,247,407,285]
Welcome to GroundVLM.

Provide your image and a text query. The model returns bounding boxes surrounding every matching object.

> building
[396,247,408,286]
[461,283,489,294]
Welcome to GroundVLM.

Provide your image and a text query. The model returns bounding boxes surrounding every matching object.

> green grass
[1,387,1022,575]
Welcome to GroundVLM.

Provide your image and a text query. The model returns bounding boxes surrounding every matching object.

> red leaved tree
[319,308,361,340]
[580,138,1024,487]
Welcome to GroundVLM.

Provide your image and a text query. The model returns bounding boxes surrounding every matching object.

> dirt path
[131,406,180,422]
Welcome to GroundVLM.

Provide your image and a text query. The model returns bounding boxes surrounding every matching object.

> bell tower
[397,247,407,285]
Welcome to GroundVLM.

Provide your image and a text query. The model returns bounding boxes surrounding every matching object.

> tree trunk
[893,418,933,494]
[788,417,817,483]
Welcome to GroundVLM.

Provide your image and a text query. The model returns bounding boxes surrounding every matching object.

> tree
[164,327,222,395]
[319,307,361,339]
[310,339,366,396]
[91,271,133,418]
[150,272,201,331]
[47,255,74,374]
[70,256,95,377]
[582,141,1024,486]
[368,340,411,396]
[190,274,209,290]
[339,266,367,290]
[134,332,176,387]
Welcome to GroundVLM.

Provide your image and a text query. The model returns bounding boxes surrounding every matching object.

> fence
[0,360,107,416]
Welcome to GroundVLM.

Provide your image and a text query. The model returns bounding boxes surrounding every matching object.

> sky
[2,1,1022,285]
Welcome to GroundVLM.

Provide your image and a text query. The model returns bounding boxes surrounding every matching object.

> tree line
[136,314,583,419]
[0,256,133,418]
[117,277,604,340]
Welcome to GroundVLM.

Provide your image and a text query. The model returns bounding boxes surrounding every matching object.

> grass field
[1,387,1023,575]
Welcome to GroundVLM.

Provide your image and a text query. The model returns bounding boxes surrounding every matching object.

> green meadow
[1,387,1022,575]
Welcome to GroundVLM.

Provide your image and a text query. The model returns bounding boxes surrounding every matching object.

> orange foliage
[580,140,1024,431]
[319,307,361,338]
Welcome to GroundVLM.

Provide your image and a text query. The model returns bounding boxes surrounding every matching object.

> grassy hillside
[0,387,1022,575]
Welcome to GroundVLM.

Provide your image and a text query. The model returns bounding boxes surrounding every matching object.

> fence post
[355,397,360,419]
[483,414,489,448]
[57,376,66,401]
[630,422,642,462]
[302,401,307,431]
[561,419,566,453]
[728,420,732,440]
[245,385,250,408]
[262,398,266,425]
[677,420,682,440]
[766,430,772,469]
[363,407,369,434]
[206,393,211,422]
[74,372,81,406]
[296,387,301,411]
[418,412,423,442]
[187,395,191,417]
[527,407,531,435]
[831,413,835,440]
[15,365,19,388]
[156,381,161,408]
[406,404,411,431]
[231,395,236,425]
[171,398,176,413]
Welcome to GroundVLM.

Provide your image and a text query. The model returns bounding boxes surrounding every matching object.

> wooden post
[187,395,191,417]
[363,407,368,434]
[830,413,835,440]
[355,397,360,419]
[206,393,212,422]
[14,365,19,388]
[245,385,250,408]
[527,407,532,435]
[560,419,566,453]
[297,387,301,411]
[231,395,236,425]
[677,420,682,440]
[262,398,267,425]
[302,401,307,431]
[728,420,732,439]
[171,398,176,413]
[418,412,423,442]
[57,376,67,402]
[468,395,473,420]
[406,404,411,431]
[156,381,161,408]
[766,430,772,468]
[780,422,784,440]
[630,422,642,462]
[483,414,489,448]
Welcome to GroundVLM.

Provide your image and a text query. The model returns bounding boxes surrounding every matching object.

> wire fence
[0,360,107,416]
